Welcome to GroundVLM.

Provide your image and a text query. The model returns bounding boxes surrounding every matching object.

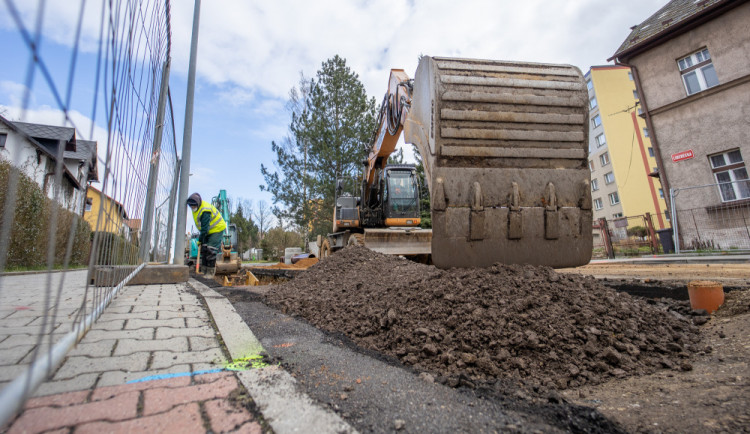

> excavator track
[404,57,592,268]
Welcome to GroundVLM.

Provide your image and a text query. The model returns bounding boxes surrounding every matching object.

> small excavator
[319,56,593,269]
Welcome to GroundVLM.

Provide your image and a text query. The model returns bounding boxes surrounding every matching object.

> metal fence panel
[0,0,179,424]
[671,180,750,253]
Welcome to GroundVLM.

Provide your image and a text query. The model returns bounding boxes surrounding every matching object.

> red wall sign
[671,150,694,162]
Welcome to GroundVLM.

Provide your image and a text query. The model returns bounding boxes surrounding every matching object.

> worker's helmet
[187,193,201,207]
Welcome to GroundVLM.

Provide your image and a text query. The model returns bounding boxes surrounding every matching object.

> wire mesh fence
[671,180,750,253]
[0,0,179,424]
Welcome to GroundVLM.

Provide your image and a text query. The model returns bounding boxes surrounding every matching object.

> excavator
[318,56,593,269]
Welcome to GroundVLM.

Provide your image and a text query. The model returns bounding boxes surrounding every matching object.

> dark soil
[264,246,708,392]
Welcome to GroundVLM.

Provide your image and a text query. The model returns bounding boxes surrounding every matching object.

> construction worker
[187,193,227,277]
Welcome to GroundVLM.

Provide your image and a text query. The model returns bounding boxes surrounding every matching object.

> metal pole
[140,58,171,261]
[670,188,680,254]
[173,0,201,265]
[165,158,181,263]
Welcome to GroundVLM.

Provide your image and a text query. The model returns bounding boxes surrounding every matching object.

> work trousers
[201,232,223,268]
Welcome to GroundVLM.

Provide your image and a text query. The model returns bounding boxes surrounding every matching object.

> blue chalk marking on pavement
[126,368,225,384]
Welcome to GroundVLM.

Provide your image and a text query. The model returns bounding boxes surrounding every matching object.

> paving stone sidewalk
[0,274,265,433]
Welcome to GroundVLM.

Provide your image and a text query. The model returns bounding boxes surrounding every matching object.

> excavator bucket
[362,228,432,256]
[404,57,592,268]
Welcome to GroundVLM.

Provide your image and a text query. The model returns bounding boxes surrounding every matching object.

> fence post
[670,188,680,254]
[165,158,181,263]
[140,58,171,261]
[173,0,201,265]
[645,212,658,254]
[600,217,615,259]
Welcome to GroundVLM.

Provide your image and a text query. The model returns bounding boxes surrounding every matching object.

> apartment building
[586,66,669,229]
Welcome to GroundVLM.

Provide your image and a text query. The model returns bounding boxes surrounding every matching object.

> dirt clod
[265,246,704,391]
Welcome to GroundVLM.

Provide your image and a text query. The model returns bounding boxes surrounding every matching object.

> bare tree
[253,200,273,240]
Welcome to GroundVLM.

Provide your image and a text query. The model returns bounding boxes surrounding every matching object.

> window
[589,97,598,109]
[633,90,639,99]
[628,71,633,81]
[600,152,610,166]
[0,133,6,148]
[648,147,654,157]
[643,127,649,138]
[612,212,623,219]
[591,178,599,191]
[709,149,750,202]
[588,160,595,171]
[659,188,664,198]
[586,80,593,90]
[84,198,93,212]
[592,114,602,128]
[678,48,719,96]
[609,192,620,205]
[594,198,603,210]
[604,171,615,184]
[637,107,644,115]
[596,134,606,148]
[665,210,670,221]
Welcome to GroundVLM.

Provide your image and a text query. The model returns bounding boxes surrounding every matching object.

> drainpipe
[613,61,672,224]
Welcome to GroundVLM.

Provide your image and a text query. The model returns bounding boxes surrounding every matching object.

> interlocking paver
[204,398,262,434]
[155,326,215,339]
[95,311,157,321]
[83,328,154,341]
[131,304,202,313]
[143,372,236,415]
[97,364,194,387]
[24,390,89,409]
[150,348,226,370]
[156,309,207,320]
[91,375,191,400]
[34,373,100,397]
[7,390,139,433]
[113,337,188,356]
[53,353,149,379]
[67,340,117,358]
[86,319,125,331]
[75,402,204,434]
[189,336,222,352]
[124,318,186,329]
[0,345,32,365]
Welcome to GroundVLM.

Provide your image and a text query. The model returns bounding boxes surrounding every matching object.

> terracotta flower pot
[687,280,724,314]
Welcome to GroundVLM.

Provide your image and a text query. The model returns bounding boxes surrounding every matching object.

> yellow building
[83,186,129,234]
[586,66,669,230]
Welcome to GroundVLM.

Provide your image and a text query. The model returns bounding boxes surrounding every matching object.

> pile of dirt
[266,257,319,270]
[265,246,706,390]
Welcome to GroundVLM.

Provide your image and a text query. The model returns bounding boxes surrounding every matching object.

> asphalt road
[216,286,624,434]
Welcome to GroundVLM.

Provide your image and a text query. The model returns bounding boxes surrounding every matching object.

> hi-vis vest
[192,200,227,235]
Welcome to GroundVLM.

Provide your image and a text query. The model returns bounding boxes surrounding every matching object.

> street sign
[671,150,694,162]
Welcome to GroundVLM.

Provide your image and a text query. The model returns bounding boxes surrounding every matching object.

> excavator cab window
[385,170,418,217]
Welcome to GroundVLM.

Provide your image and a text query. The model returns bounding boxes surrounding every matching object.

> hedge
[0,160,92,269]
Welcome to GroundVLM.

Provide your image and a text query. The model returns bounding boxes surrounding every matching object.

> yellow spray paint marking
[225,354,269,371]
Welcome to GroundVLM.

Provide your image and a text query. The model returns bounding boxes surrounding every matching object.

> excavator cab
[383,165,420,227]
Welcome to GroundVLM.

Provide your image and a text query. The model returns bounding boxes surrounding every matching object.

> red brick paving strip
[76,403,204,434]
[6,372,260,434]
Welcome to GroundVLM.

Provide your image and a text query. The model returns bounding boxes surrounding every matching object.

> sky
[0,0,670,232]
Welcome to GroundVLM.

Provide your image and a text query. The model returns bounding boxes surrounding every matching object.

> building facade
[0,116,97,214]
[611,0,750,250]
[586,66,669,230]
[83,186,129,236]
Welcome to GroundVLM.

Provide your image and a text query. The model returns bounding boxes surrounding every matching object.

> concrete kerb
[189,279,357,434]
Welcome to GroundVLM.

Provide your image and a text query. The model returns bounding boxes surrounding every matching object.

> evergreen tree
[261,55,378,243]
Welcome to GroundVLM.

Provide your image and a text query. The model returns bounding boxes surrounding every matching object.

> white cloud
[167,0,666,99]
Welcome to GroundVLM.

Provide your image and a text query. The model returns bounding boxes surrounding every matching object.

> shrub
[0,160,92,269]
[90,231,139,266]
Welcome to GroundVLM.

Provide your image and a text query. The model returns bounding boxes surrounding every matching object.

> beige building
[611,0,750,251]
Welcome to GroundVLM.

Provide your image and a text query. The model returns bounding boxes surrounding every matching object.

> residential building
[0,115,98,214]
[611,0,750,250]
[586,66,669,230]
[84,186,129,236]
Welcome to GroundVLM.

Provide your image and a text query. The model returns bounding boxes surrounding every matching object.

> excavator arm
[366,57,593,269]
